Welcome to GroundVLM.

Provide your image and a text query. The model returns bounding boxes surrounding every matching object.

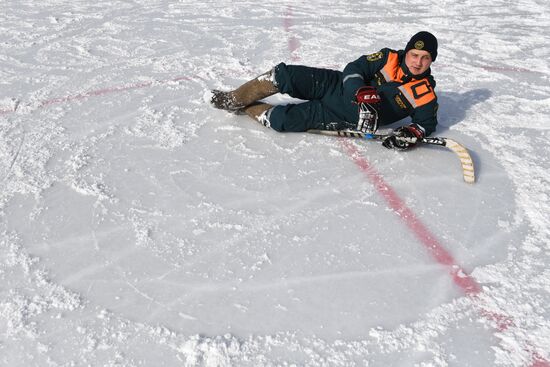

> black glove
[382,124,424,150]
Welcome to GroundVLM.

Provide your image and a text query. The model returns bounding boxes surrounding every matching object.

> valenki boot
[242,103,273,127]
[211,70,278,111]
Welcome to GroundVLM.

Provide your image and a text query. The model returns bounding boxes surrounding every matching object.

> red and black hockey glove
[382,124,425,150]
[354,86,381,133]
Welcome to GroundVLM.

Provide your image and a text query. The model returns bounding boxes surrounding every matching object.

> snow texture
[1,0,549,366]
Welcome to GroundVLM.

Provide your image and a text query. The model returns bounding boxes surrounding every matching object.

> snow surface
[1,0,549,366]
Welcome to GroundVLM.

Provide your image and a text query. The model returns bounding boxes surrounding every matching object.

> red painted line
[341,140,481,294]
[39,80,155,107]
[283,6,301,63]
[0,75,194,116]
[478,65,537,74]
[438,62,539,74]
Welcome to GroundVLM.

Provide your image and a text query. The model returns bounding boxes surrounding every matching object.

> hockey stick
[308,129,475,184]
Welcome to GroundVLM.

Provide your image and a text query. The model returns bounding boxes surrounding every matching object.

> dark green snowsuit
[268,48,439,136]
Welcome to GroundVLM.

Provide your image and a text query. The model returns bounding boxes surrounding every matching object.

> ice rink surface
[1,1,549,366]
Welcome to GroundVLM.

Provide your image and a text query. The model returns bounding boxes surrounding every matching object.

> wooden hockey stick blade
[439,138,476,184]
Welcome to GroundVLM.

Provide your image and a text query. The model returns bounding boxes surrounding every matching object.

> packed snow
[1,1,549,366]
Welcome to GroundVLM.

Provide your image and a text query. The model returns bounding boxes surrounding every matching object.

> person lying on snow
[211,31,439,151]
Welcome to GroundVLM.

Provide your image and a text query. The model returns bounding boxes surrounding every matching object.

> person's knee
[264,106,286,132]
[273,63,293,95]
[267,104,317,132]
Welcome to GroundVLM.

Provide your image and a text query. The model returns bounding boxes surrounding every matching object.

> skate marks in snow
[3,118,542,363]
[1,27,212,367]
[15,100,526,358]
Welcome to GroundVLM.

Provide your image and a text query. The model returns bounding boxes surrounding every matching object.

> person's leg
[266,100,354,132]
[273,63,343,101]
[210,62,343,110]
[212,62,354,131]
[238,63,346,131]
[211,70,278,111]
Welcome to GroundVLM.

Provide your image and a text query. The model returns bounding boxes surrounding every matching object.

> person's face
[405,49,432,75]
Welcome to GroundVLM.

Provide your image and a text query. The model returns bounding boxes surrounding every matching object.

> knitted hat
[405,31,438,61]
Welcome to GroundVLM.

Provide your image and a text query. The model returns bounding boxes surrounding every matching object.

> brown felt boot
[242,103,273,127]
[210,70,278,111]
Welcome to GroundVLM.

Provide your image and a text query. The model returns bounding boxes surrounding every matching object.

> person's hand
[355,86,381,133]
[355,86,381,105]
[382,124,424,150]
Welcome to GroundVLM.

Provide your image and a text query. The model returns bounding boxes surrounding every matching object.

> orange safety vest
[377,51,436,109]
